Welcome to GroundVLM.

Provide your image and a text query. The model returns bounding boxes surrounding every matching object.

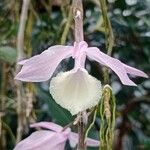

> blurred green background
[0,0,149,150]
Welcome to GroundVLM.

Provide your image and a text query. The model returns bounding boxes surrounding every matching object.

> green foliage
[38,88,74,126]
[0,46,16,64]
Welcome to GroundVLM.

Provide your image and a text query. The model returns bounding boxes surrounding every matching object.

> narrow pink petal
[123,64,148,78]
[14,131,67,150]
[15,45,73,82]
[68,132,79,148]
[30,122,63,132]
[18,59,28,65]
[68,132,100,148]
[86,47,137,86]
[85,137,100,147]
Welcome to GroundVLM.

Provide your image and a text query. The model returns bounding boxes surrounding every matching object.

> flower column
[72,0,86,149]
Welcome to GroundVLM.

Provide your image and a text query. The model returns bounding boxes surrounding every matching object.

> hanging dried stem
[99,0,114,55]
[98,0,114,84]
[25,9,34,121]
[2,121,16,145]
[17,0,31,62]
[0,62,9,149]
[61,3,73,44]
[15,0,31,143]
[61,0,70,18]
[97,1,116,149]
[0,112,6,149]
[85,107,97,142]
[99,85,116,150]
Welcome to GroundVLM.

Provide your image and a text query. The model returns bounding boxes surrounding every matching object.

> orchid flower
[15,41,148,115]
[14,122,100,150]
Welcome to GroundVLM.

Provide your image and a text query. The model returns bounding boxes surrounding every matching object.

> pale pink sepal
[14,130,67,150]
[68,132,100,148]
[14,122,100,150]
[123,64,148,78]
[86,47,148,86]
[30,122,63,132]
[31,122,99,148]
[15,45,73,82]
[18,59,28,65]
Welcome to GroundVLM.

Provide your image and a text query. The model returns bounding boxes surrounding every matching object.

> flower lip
[50,68,102,115]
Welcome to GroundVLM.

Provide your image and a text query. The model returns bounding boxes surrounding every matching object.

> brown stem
[0,63,7,150]
[73,0,84,42]
[77,113,86,150]
[73,0,86,149]
[15,0,31,143]
[17,0,31,62]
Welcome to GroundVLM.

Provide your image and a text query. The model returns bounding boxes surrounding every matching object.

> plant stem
[61,4,73,45]
[17,0,31,62]
[73,0,84,42]
[0,63,7,150]
[99,0,114,55]
[2,121,16,145]
[99,0,114,84]
[77,113,86,150]
[15,0,30,143]
[72,0,86,149]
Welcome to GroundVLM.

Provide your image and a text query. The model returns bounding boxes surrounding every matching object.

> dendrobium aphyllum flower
[15,41,148,115]
[14,122,100,150]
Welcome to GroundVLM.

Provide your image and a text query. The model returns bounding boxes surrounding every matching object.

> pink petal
[86,47,147,86]
[15,45,73,82]
[86,137,100,147]
[68,132,100,148]
[18,59,28,65]
[68,132,78,148]
[14,131,67,150]
[30,122,63,132]
[123,64,148,78]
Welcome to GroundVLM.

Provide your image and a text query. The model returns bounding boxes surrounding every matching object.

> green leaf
[38,88,74,126]
[0,46,17,64]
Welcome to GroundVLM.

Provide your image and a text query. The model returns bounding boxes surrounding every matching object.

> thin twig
[0,63,7,149]
[15,0,30,143]
[99,0,114,84]
[25,9,35,121]
[17,0,30,62]
[85,107,97,143]
[2,121,16,145]
[61,5,73,45]
[99,0,114,55]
